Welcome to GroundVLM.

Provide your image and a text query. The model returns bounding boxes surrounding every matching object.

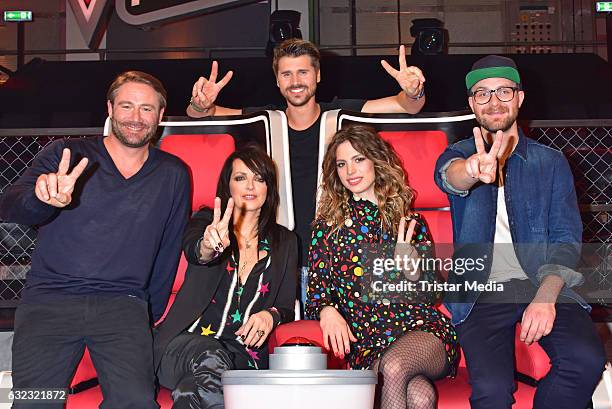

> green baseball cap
[465,55,521,90]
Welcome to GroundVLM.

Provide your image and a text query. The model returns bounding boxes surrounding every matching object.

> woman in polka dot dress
[306,125,459,409]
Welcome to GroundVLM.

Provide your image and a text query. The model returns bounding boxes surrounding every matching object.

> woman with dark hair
[306,125,459,409]
[154,146,298,409]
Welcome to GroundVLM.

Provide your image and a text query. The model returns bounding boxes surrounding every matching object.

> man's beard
[110,117,158,148]
[283,85,316,107]
[476,107,518,133]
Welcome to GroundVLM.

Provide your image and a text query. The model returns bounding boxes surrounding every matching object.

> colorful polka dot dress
[306,196,459,374]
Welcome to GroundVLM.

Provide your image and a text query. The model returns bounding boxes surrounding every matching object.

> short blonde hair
[107,71,167,109]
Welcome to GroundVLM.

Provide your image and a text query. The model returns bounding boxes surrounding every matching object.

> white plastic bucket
[223,369,377,409]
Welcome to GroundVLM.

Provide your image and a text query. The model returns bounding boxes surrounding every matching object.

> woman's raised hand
[199,197,234,261]
[394,216,421,280]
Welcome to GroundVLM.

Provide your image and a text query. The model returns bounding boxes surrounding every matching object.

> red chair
[271,122,553,408]
[67,110,294,407]
[380,129,553,407]
[67,133,235,408]
[379,130,454,259]
[268,317,549,409]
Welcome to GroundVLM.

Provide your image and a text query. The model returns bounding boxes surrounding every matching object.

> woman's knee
[378,355,411,381]
[405,375,436,409]
[189,345,234,376]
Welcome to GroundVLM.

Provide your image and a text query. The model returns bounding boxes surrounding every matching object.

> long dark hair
[216,145,281,247]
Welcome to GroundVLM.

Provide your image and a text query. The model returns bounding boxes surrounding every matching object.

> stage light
[410,18,447,56]
[267,10,302,56]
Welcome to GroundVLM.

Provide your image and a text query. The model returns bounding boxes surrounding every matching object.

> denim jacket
[434,130,588,326]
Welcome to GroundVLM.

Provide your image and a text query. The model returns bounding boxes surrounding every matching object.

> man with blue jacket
[434,55,605,409]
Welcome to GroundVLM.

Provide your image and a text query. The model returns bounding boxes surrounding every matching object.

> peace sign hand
[381,45,425,99]
[34,148,88,208]
[191,61,233,111]
[394,216,420,280]
[464,128,504,184]
[200,197,234,261]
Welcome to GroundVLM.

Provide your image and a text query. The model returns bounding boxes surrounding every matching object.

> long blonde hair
[316,125,414,234]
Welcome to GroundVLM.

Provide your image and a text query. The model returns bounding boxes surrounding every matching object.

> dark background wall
[105,1,270,59]
[0,0,611,127]
[0,52,611,128]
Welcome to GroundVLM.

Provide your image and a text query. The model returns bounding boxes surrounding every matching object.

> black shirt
[244,98,366,264]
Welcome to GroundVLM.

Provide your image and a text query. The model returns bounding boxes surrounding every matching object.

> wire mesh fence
[0,133,97,302]
[0,124,610,305]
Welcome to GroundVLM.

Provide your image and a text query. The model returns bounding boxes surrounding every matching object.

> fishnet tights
[373,330,449,409]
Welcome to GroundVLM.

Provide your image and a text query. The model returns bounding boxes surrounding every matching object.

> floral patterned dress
[306,197,459,374]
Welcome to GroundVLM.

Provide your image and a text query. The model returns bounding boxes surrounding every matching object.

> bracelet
[189,97,208,113]
[195,236,221,263]
[408,86,425,101]
[267,307,281,327]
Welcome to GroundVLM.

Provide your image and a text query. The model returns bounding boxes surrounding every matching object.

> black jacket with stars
[153,208,298,370]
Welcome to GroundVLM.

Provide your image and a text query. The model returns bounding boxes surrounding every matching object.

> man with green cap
[434,55,605,409]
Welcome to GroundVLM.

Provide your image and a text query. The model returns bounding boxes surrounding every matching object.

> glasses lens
[496,87,515,102]
[474,90,490,105]
[472,88,515,104]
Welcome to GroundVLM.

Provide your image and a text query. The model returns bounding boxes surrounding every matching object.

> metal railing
[0,40,607,61]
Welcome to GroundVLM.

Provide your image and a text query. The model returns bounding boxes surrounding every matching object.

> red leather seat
[379,130,454,265]
[266,128,552,408]
[158,133,235,213]
[66,125,553,408]
[378,130,450,212]
[67,133,235,407]
[268,317,549,409]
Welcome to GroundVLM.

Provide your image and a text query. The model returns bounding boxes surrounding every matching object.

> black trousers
[158,333,260,409]
[12,294,158,409]
[456,279,606,409]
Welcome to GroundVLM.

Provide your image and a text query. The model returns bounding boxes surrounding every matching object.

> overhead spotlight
[266,10,302,56]
[410,18,448,56]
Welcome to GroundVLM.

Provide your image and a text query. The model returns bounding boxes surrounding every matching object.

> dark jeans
[157,333,242,409]
[12,294,158,409]
[456,279,606,409]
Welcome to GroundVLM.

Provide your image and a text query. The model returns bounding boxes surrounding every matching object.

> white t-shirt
[488,186,529,283]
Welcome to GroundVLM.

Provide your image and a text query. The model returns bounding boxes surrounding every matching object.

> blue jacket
[434,130,588,325]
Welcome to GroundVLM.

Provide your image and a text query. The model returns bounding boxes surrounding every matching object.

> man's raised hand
[35,148,88,208]
[464,128,504,184]
[191,61,233,111]
[381,45,425,99]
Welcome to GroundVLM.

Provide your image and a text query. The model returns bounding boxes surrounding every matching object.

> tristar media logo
[67,0,113,48]
[115,0,261,26]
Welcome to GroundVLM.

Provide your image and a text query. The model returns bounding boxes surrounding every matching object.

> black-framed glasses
[469,86,519,105]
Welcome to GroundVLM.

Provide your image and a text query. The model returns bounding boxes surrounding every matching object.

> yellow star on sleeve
[201,324,216,336]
